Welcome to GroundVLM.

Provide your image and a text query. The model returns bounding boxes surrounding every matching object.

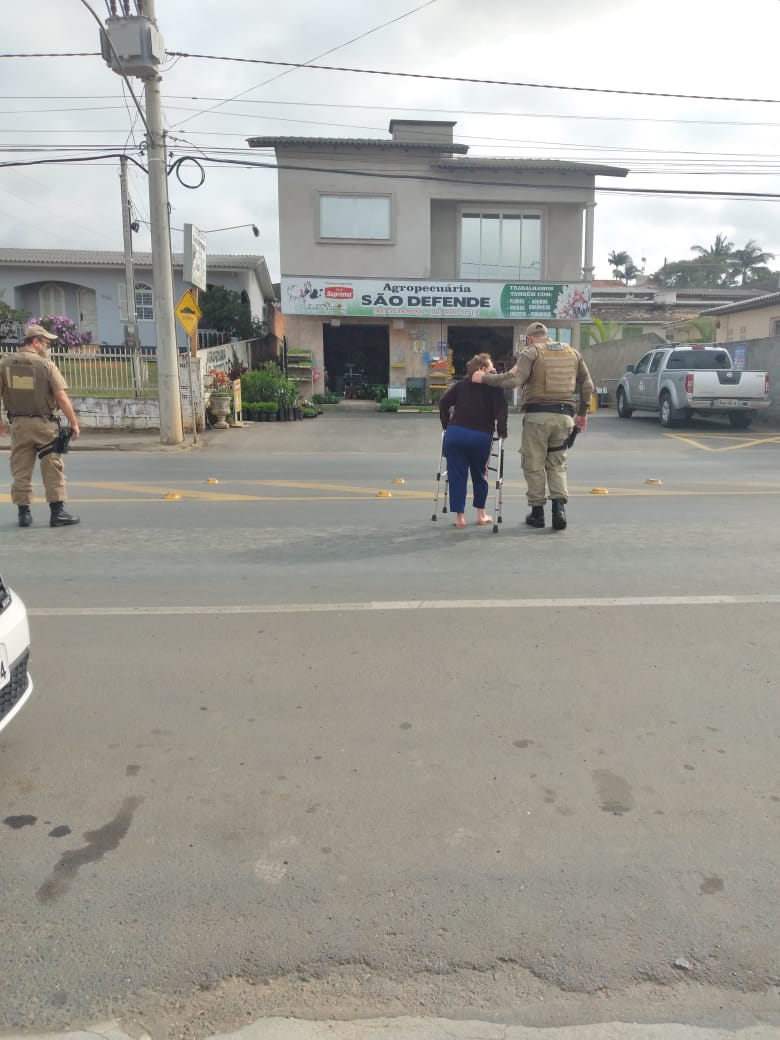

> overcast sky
[3,0,780,284]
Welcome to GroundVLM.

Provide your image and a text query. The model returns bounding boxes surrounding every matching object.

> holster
[37,422,72,460]
[548,425,579,453]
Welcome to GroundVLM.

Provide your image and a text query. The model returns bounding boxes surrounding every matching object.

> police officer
[0,324,81,528]
[472,321,593,530]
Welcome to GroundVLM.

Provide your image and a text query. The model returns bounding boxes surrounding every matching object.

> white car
[0,576,33,736]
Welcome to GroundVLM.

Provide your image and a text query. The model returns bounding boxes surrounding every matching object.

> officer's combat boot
[49,502,80,527]
[17,505,32,528]
[525,505,545,528]
[551,499,567,530]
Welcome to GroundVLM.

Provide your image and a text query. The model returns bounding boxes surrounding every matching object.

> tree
[652,234,777,289]
[623,259,640,283]
[199,284,255,341]
[607,250,632,282]
[685,317,717,342]
[0,295,28,342]
[581,317,622,345]
[690,233,734,286]
[651,258,712,288]
[729,240,775,286]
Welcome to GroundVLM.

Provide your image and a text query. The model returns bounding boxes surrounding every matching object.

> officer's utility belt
[524,403,575,417]
[8,412,58,422]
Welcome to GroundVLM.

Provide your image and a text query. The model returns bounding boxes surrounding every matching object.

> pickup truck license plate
[716,399,744,407]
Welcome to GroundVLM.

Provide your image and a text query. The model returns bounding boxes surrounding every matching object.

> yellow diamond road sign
[175,289,202,336]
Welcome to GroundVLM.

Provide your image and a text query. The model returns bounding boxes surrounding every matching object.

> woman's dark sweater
[438,378,508,439]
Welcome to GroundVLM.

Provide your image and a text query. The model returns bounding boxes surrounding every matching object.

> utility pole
[101,0,183,444]
[119,156,136,327]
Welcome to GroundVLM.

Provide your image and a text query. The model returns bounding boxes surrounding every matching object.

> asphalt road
[1,409,779,1037]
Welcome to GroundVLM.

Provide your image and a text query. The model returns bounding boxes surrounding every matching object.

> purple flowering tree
[31,315,92,349]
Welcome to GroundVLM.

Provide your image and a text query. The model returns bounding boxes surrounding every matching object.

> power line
[164,53,780,106]
[9,47,780,106]
[5,149,780,203]
[169,0,440,130]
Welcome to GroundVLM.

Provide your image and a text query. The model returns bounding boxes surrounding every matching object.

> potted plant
[207,368,233,429]
[258,401,278,421]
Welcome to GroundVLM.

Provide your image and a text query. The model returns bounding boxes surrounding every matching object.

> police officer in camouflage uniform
[472,321,593,531]
[0,324,81,528]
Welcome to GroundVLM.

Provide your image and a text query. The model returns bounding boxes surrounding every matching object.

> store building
[249,119,627,401]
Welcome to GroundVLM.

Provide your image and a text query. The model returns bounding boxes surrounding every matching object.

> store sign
[282,277,590,320]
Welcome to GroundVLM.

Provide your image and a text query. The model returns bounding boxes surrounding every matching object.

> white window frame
[458,208,543,281]
[317,193,393,243]
[135,282,154,321]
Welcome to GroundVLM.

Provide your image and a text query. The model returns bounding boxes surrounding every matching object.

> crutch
[486,436,504,533]
[431,430,449,520]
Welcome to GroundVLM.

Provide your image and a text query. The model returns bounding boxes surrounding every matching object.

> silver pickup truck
[616,345,770,429]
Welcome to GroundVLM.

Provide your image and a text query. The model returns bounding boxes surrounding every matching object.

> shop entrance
[448,326,515,378]
[323,324,389,399]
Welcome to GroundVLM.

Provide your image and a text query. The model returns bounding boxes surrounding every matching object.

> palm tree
[684,317,717,343]
[581,317,622,345]
[690,233,734,285]
[729,240,775,286]
[607,250,631,281]
[623,259,640,284]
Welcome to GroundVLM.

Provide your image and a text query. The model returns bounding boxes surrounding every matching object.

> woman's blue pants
[443,424,491,513]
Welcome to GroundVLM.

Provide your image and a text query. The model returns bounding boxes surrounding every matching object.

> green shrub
[378,397,400,412]
[312,392,341,405]
[241,361,285,404]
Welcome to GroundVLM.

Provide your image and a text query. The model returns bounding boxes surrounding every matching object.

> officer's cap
[525,322,549,338]
[24,324,57,341]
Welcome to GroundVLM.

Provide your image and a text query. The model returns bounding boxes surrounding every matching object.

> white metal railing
[1,341,156,398]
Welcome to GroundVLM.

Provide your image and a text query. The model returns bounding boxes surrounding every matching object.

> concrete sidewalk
[0,427,209,453]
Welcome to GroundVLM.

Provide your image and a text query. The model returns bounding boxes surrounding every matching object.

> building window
[319,195,392,240]
[771,318,780,337]
[460,211,542,280]
[135,282,154,321]
[39,283,65,316]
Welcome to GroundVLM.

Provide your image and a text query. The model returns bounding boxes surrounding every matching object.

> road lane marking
[27,594,780,617]
[664,431,780,451]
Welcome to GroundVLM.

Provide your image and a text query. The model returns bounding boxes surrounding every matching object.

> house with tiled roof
[699,289,780,343]
[588,279,765,340]
[0,248,276,347]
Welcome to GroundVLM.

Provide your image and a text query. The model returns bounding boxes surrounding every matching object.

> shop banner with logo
[282,277,590,320]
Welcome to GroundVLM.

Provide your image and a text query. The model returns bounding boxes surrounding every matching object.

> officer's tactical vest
[0,350,56,416]
[525,342,579,404]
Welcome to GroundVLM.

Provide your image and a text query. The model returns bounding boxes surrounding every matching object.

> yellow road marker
[644,478,663,485]
[205,478,219,484]
[376,490,392,498]
[393,478,406,484]
[590,488,609,495]
[163,491,182,500]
